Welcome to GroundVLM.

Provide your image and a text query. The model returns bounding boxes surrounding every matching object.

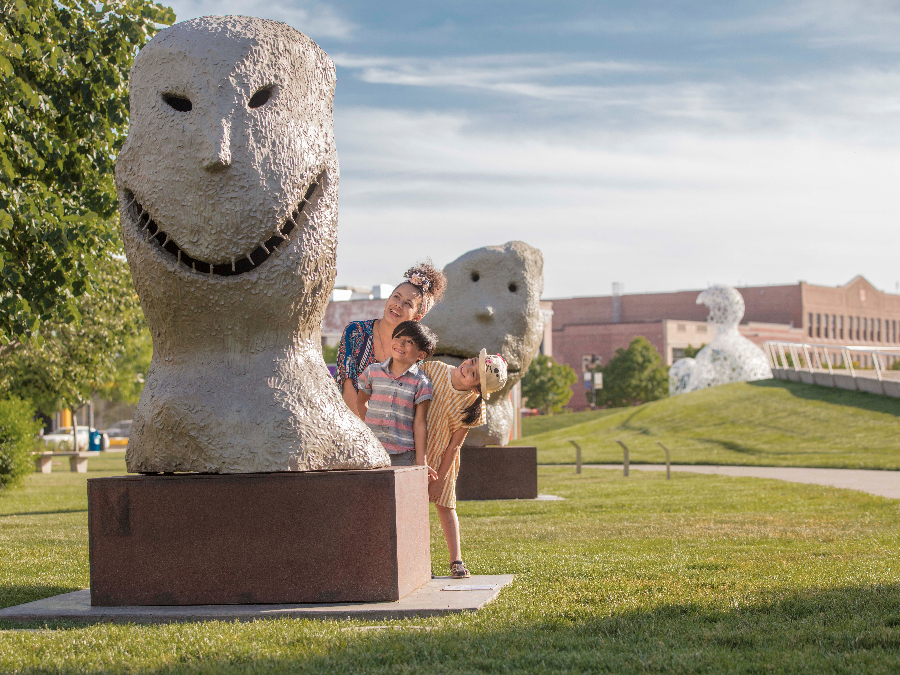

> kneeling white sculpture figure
[669,285,773,395]
[117,16,389,473]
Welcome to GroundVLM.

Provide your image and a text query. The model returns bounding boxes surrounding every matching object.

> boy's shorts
[389,451,415,466]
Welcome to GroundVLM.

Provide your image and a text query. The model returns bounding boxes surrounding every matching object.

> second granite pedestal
[455,446,538,500]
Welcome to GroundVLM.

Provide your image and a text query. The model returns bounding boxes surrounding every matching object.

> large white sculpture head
[697,285,745,331]
[423,241,544,446]
[116,16,388,473]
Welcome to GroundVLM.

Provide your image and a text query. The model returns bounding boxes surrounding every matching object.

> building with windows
[551,276,900,410]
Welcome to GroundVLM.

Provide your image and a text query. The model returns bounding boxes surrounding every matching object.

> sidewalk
[557,464,900,500]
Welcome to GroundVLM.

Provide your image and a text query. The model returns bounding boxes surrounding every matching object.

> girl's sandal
[450,560,470,579]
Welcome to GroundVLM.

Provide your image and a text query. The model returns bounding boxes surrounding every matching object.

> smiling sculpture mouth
[122,172,324,277]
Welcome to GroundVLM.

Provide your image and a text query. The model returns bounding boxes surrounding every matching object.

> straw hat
[478,348,508,401]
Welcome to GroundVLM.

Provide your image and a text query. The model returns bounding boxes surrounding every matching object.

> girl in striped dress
[421,349,508,578]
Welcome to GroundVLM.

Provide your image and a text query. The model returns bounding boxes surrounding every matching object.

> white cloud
[709,0,900,49]
[333,106,900,298]
[164,0,356,40]
[334,53,900,146]
[333,52,673,102]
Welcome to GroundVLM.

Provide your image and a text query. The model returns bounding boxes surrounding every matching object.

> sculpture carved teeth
[123,172,323,277]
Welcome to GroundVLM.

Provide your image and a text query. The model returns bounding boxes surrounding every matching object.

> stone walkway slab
[574,464,900,500]
[0,575,513,625]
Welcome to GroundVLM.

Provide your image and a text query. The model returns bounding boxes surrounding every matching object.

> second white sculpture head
[116,16,389,473]
[423,242,544,446]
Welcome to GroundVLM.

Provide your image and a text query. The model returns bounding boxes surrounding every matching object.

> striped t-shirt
[358,359,433,454]
[422,361,486,509]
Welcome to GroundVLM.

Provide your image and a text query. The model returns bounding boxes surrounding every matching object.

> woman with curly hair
[334,261,446,417]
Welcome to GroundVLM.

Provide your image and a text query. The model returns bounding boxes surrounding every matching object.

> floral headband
[406,271,432,293]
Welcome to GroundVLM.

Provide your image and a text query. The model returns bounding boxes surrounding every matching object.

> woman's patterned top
[334,319,378,392]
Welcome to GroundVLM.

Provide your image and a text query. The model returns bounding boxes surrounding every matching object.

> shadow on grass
[0,586,82,614]
[750,379,900,417]
[696,438,762,455]
[8,584,900,673]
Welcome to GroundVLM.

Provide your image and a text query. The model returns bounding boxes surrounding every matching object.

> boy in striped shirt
[357,321,438,472]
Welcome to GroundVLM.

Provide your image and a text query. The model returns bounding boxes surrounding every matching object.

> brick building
[551,276,900,410]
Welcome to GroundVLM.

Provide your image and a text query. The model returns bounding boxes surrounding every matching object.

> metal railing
[762,340,900,382]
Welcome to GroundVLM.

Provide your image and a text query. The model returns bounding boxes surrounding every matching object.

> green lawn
[521,408,620,437]
[514,380,900,470]
[2,456,900,673]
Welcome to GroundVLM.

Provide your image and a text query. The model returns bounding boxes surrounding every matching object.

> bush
[521,354,579,415]
[0,398,42,492]
[594,337,669,408]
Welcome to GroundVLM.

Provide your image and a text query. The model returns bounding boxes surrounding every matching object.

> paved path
[556,464,900,500]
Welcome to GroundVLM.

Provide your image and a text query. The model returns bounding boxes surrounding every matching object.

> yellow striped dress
[422,361,486,509]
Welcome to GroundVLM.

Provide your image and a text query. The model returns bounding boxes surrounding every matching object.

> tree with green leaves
[594,337,669,408]
[521,354,578,415]
[0,0,174,347]
[0,253,147,415]
[683,343,705,359]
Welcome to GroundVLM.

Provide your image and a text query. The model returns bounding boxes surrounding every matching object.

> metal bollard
[568,440,582,474]
[656,441,672,480]
[615,440,629,477]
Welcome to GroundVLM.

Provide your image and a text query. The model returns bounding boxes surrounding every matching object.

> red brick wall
[552,321,667,411]
[801,277,900,345]
[551,284,802,330]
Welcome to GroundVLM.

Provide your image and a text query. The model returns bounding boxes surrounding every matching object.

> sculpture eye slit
[162,94,192,112]
[508,283,517,293]
[471,272,480,282]
[248,86,273,109]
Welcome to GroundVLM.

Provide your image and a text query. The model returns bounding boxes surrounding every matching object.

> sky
[161,0,900,299]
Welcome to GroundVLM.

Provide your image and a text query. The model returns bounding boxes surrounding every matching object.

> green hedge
[0,397,41,491]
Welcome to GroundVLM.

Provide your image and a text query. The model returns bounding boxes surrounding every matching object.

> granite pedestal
[88,467,430,606]
[455,446,538,500]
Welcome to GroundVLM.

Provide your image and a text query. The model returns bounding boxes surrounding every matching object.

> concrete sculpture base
[455,447,538,501]
[0,576,514,624]
[88,468,430,606]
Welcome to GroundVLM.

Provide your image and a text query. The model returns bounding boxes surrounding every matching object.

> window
[808,313,813,337]
[839,315,844,340]
[856,316,860,341]
[672,348,686,360]
[696,325,707,334]
[816,313,821,338]
[878,318,882,342]
[676,323,686,332]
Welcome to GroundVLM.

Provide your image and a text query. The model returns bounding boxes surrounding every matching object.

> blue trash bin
[89,429,103,452]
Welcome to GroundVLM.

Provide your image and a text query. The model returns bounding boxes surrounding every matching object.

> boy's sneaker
[450,561,470,579]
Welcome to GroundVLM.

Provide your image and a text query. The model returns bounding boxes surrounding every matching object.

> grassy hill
[514,380,900,469]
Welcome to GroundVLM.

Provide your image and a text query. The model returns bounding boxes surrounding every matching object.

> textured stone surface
[0,576,514,624]
[455,447,538,500]
[88,468,431,606]
[423,242,544,446]
[116,17,387,472]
